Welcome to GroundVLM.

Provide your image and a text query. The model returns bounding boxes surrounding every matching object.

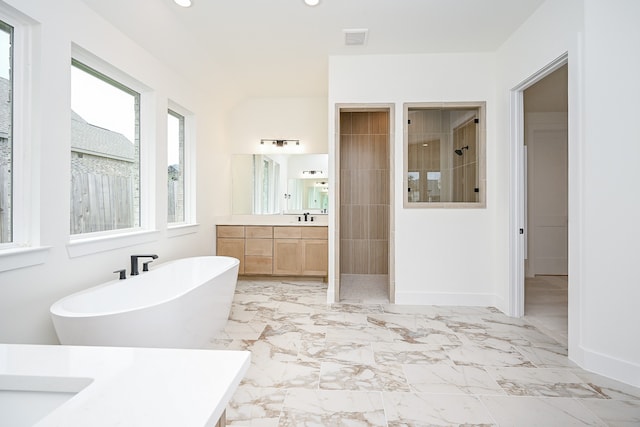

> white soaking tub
[50,256,239,348]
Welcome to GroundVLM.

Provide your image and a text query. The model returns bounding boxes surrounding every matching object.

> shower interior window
[404,102,486,208]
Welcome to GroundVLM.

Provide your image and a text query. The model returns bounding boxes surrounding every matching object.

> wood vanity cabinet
[216,225,328,278]
[244,226,273,275]
[216,226,245,274]
[273,226,328,276]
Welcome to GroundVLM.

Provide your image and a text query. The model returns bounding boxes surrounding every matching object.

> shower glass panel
[404,102,486,208]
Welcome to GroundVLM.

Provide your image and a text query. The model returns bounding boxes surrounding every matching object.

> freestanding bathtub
[50,256,239,349]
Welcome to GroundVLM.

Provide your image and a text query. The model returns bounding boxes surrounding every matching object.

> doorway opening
[523,64,568,344]
[510,54,568,345]
[335,105,394,303]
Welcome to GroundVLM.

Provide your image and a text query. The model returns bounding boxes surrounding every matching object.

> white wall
[0,0,227,344]
[226,97,328,155]
[580,0,640,385]
[328,53,497,305]
[496,0,640,386]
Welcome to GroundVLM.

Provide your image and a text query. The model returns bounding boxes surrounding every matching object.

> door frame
[332,103,395,303]
[508,53,568,317]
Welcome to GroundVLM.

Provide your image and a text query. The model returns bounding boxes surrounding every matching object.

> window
[70,59,141,234]
[253,154,280,214]
[404,102,486,208]
[167,109,184,224]
[0,20,12,243]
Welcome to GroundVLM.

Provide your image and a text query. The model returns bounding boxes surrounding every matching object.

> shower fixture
[454,146,469,156]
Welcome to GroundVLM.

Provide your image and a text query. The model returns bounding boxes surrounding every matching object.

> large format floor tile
[217,279,640,426]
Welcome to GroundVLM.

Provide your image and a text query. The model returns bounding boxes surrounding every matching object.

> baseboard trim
[579,346,640,388]
[395,291,498,307]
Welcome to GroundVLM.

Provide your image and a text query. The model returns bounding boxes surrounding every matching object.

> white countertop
[0,344,250,427]
[215,215,328,226]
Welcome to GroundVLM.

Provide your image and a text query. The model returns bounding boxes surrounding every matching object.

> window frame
[67,45,158,257]
[403,101,487,209]
[0,19,14,245]
[166,101,196,231]
[0,6,50,272]
[70,58,142,235]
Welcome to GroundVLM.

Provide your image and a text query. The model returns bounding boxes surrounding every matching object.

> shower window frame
[403,101,486,209]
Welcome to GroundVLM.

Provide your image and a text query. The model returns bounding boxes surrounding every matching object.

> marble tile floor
[524,275,569,346]
[207,279,640,426]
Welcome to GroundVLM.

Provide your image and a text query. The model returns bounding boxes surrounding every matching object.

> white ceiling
[80,0,545,101]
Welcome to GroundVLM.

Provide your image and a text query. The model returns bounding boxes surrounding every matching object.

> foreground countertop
[0,344,250,427]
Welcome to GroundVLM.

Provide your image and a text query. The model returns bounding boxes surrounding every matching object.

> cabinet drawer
[246,226,273,239]
[217,225,244,238]
[274,227,302,239]
[245,238,273,256]
[301,226,328,239]
[244,256,273,275]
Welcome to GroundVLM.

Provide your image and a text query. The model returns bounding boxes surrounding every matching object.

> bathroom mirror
[232,154,329,215]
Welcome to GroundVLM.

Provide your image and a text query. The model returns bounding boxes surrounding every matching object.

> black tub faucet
[130,254,158,276]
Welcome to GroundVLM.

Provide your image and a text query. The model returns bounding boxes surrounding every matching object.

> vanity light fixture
[303,170,323,175]
[174,0,193,7]
[260,139,300,147]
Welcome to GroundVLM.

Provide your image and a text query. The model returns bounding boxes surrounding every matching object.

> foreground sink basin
[0,375,92,427]
[1,344,250,426]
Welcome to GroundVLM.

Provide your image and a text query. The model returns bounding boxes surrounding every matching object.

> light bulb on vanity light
[174,0,193,7]
[304,0,320,6]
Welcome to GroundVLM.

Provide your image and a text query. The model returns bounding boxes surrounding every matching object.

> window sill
[67,229,160,258]
[0,246,52,273]
[166,223,200,238]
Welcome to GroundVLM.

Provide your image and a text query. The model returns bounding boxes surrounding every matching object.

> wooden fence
[70,173,134,234]
[167,179,182,223]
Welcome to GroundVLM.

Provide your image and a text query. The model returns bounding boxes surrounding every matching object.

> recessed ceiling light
[174,0,192,7]
[304,0,320,6]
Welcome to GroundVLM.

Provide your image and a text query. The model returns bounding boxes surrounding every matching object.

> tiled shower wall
[339,111,390,275]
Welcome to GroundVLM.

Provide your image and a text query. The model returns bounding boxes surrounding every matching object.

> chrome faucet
[130,254,158,276]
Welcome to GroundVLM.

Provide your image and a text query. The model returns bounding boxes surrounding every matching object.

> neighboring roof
[71,110,135,161]
[0,79,134,160]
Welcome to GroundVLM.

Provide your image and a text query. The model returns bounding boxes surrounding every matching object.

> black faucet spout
[130,254,159,276]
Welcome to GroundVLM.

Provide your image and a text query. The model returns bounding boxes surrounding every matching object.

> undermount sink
[0,375,92,427]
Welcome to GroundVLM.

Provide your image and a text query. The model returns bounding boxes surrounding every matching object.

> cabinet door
[301,239,328,276]
[217,238,245,274]
[273,239,302,275]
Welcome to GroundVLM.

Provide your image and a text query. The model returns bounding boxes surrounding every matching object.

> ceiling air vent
[343,29,368,46]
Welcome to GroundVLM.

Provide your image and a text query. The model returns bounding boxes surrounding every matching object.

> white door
[526,116,568,276]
